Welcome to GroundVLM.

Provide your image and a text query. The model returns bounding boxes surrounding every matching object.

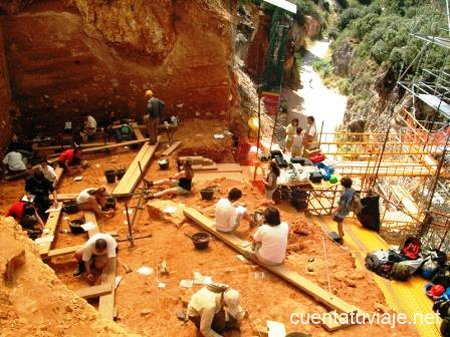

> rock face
[2,0,236,133]
[331,39,356,76]
[0,216,142,337]
[0,25,12,155]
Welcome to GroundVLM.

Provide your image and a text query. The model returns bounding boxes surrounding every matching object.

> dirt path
[283,38,347,135]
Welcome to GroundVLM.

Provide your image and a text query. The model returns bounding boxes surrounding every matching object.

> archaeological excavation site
[1,0,450,336]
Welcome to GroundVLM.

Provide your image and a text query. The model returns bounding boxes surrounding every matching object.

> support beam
[183,207,368,319]
[84,211,100,237]
[47,245,82,258]
[76,282,113,299]
[81,138,149,154]
[38,203,63,257]
[112,138,160,197]
[161,141,181,157]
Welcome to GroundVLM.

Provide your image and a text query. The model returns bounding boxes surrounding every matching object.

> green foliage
[313,59,334,77]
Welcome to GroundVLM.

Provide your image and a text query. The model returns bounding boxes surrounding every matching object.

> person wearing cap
[251,206,289,266]
[145,158,194,199]
[215,187,255,233]
[144,89,165,145]
[73,233,117,281]
[187,283,244,337]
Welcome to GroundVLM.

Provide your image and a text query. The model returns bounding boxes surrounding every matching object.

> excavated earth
[0,119,419,337]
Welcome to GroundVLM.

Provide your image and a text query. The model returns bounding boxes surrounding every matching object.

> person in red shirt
[57,146,82,175]
[6,201,44,229]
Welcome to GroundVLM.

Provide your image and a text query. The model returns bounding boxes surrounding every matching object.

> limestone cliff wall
[1,0,236,133]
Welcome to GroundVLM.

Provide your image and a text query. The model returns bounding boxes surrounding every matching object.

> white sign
[263,0,297,14]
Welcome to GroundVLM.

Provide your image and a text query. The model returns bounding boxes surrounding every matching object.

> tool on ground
[160,260,169,275]
[122,262,132,274]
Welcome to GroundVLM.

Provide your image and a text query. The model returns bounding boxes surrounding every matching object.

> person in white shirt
[81,113,97,141]
[73,233,117,281]
[215,188,254,233]
[252,206,289,266]
[187,283,244,337]
[76,187,114,219]
[2,147,27,173]
[39,159,57,182]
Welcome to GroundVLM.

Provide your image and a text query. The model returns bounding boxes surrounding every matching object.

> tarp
[357,196,380,232]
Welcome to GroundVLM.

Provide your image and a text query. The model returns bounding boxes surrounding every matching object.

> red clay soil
[0,119,418,337]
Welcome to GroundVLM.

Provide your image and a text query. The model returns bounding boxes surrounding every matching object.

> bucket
[69,219,85,234]
[158,159,169,170]
[104,170,116,183]
[116,169,126,180]
[200,188,214,201]
[188,232,211,250]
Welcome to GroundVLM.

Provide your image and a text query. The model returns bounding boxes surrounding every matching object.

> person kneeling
[73,233,117,281]
[251,206,289,266]
[215,188,255,233]
[76,187,114,219]
[187,283,244,337]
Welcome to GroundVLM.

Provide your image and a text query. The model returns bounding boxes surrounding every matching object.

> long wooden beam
[47,245,83,258]
[183,207,368,317]
[82,138,149,154]
[161,141,182,157]
[76,283,113,299]
[38,203,63,257]
[112,138,160,197]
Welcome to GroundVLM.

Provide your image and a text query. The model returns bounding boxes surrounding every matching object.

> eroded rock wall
[2,0,236,133]
[0,216,141,337]
[0,24,12,155]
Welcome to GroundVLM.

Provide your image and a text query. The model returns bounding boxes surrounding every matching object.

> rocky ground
[0,119,419,337]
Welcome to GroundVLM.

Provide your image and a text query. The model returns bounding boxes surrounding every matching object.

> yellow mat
[316,216,441,337]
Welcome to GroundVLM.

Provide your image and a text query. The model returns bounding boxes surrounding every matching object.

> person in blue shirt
[333,176,355,239]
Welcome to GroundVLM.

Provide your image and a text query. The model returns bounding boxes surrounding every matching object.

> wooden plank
[52,166,64,188]
[183,207,367,316]
[192,163,218,171]
[38,203,63,257]
[48,245,82,258]
[161,141,182,157]
[82,138,149,154]
[84,211,100,237]
[112,138,160,197]
[133,127,145,140]
[267,320,286,337]
[216,163,243,173]
[50,193,77,201]
[76,282,113,299]
[98,259,117,320]
[35,142,113,152]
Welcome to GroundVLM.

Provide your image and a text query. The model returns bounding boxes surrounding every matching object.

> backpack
[441,317,450,336]
[365,250,389,273]
[120,125,132,140]
[349,192,363,214]
[390,258,424,281]
[401,237,422,260]
[434,299,450,318]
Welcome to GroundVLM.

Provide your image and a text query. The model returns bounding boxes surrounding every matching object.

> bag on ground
[400,237,422,260]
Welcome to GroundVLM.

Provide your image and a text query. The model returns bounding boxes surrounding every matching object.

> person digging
[73,233,117,282]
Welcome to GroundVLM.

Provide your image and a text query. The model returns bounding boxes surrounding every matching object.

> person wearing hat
[145,158,194,199]
[144,89,165,145]
[187,283,244,337]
